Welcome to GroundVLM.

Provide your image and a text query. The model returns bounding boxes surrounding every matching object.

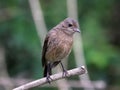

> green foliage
[0,0,42,78]
[83,15,111,69]
[78,0,116,69]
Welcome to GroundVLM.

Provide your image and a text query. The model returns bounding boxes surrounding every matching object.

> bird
[41,17,80,83]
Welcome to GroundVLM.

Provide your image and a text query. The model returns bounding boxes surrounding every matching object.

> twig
[13,66,86,90]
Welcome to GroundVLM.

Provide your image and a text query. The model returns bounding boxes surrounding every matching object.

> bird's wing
[42,35,49,67]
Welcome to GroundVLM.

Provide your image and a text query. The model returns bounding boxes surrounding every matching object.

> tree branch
[13,66,86,90]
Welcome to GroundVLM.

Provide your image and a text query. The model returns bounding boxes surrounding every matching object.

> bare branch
[13,66,86,90]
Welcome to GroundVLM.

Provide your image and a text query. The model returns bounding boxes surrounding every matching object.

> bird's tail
[43,64,52,77]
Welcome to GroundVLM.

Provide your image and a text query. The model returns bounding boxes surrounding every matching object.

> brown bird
[42,17,80,83]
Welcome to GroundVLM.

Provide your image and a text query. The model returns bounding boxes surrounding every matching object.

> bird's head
[60,17,80,35]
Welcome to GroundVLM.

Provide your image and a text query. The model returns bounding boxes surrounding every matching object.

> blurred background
[0,0,120,90]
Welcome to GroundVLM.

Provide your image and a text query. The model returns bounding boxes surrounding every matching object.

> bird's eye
[68,24,73,27]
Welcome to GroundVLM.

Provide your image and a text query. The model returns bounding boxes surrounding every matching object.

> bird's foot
[62,69,68,77]
[46,75,52,84]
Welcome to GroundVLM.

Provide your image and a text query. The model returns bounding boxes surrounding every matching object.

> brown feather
[41,17,80,78]
[42,36,49,67]
[45,29,73,63]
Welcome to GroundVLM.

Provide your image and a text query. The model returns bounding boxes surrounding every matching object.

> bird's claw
[62,69,68,77]
[46,75,52,84]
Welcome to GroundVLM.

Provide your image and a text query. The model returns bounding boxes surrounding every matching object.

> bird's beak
[74,28,80,33]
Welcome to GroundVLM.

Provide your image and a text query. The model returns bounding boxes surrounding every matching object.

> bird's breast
[46,35,73,62]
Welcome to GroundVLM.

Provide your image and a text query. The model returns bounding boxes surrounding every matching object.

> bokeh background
[0,0,120,90]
